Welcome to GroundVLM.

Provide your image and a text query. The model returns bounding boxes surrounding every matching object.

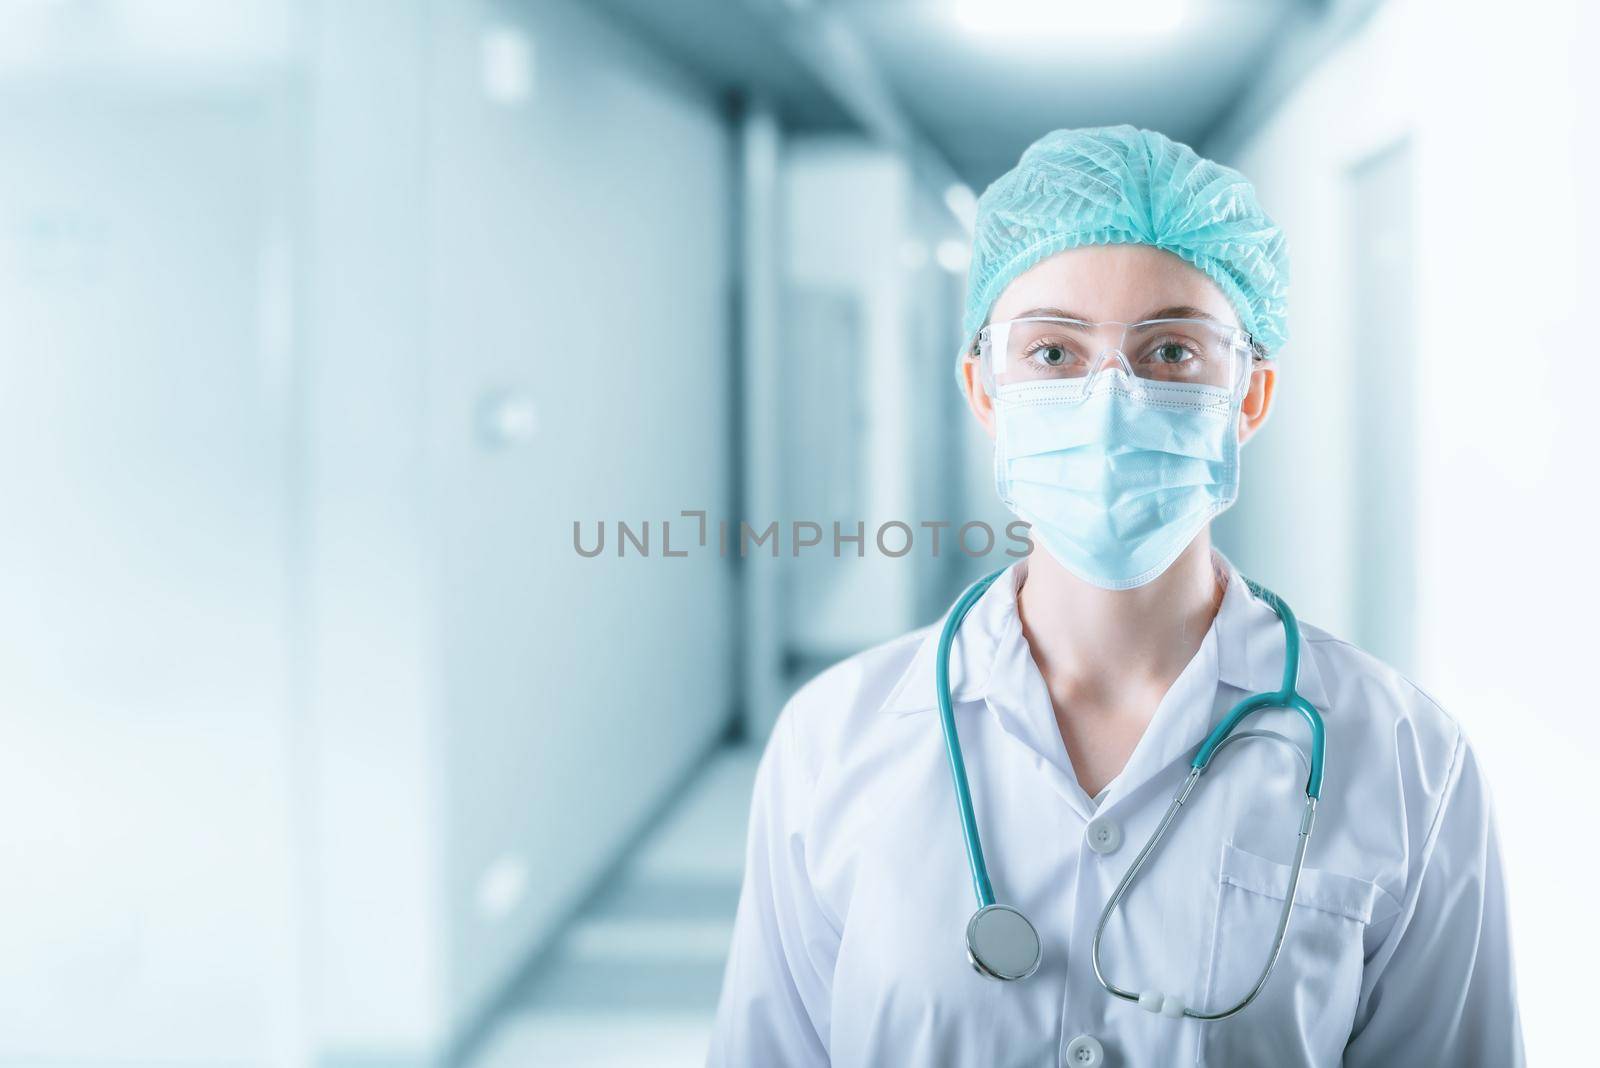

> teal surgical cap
[963,124,1289,355]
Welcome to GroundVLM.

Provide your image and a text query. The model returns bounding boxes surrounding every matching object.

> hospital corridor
[1,1,1595,1065]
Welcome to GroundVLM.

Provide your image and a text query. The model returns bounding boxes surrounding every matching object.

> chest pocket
[1196,841,1385,1068]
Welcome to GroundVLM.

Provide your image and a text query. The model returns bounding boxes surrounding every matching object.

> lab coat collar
[1213,551,1332,712]
[882,548,1330,731]
[882,562,1020,716]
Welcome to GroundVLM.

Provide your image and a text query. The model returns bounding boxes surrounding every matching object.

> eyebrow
[1145,305,1226,324]
[1011,306,1087,321]
[1009,305,1226,324]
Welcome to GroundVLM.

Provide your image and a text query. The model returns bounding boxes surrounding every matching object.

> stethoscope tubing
[1090,734,1318,1020]
[936,563,1327,1019]
[935,567,1008,909]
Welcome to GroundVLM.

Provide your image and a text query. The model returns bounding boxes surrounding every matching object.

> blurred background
[1,0,1594,1064]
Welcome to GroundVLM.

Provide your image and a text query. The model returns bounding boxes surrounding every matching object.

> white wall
[303,0,735,1059]
[783,144,912,653]
[780,141,970,665]
[1219,0,1596,1059]
[0,57,302,1068]
[301,0,445,1057]
[422,0,736,1039]
[0,0,735,1062]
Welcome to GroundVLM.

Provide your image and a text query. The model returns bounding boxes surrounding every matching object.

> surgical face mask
[992,369,1243,590]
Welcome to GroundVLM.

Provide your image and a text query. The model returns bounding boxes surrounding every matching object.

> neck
[1017,534,1224,702]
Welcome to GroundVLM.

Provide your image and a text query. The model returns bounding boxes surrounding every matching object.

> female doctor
[708,126,1522,1067]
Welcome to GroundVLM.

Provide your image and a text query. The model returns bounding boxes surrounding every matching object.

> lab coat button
[1064,1034,1104,1066]
[1085,815,1122,854]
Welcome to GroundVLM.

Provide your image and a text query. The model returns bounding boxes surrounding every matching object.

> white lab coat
[707,551,1522,1067]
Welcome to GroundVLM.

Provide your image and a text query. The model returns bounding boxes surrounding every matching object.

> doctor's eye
[1150,340,1198,364]
[1021,339,1077,370]
[1133,335,1211,374]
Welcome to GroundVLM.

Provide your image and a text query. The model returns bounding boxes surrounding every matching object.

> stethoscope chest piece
[965,903,1042,981]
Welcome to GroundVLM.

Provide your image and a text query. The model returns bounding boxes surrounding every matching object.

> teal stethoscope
[938,566,1325,1022]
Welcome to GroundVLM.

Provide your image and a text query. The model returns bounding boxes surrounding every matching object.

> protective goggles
[970,316,1258,397]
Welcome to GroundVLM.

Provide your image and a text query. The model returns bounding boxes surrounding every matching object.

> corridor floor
[469,746,760,1067]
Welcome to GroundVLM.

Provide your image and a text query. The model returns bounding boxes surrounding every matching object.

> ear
[960,354,997,438]
[1237,360,1276,444]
